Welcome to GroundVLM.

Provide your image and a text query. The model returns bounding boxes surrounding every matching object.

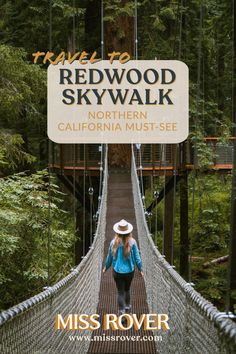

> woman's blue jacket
[104,238,142,274]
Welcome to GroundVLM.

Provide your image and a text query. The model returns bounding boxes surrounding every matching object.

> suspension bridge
[0,145,236,354]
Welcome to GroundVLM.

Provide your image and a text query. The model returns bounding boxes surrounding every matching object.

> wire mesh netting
[131,146,236,354]
[0,148,108,354]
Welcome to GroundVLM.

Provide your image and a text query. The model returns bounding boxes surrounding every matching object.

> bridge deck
[88,171,157,354]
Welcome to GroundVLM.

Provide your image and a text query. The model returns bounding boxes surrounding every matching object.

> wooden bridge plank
[88,171,157,354]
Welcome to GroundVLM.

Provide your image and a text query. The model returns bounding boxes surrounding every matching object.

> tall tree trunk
[104,0,134,169]
[85,0,101,53]
[104,0,134,56]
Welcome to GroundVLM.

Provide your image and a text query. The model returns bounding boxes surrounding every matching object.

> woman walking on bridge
[103,219,143,317]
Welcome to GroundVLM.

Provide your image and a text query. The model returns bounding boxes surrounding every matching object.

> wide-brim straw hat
[113,219,133,235]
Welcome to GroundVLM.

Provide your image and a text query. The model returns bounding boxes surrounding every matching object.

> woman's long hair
[112,233,132,259]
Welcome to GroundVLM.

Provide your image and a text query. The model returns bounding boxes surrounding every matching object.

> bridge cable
[98,144,103,213]
[171,145,178,265]
[72,0,77,265]
[47,0,53,287]
[83,144,86,256]
[133,0,147,217]
[73,144,77,264]
[139,146,146,209]
[153,143,163,247]
[88,172,94,245]
[150,152,154,235]
[154,174,158,246]
[167,1,184,264]
[97,0,104,213]
[101,0,104,60]
[98,1,104,215]
[154,144,165,245]
[170,0,185,265]
[133,1,146,211]
[150,146,154,232]
[189,1,203,282]
[134,0,138,60]
[162,0,183,264]
[225,0,235,315]
[162,144,167,255]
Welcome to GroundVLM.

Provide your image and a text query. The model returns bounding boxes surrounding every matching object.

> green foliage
[0,170,75,310]
[0,45,46,123]
[190,175,231,253]
[104,0,135,21]
[193,265,228,305]
[160,7,176,21]
[190,130,216,169]
[147,173,231,309]
[152,15,166,32]
[138,0,233,139]
[0,130,36,173]
[0,44,47,170]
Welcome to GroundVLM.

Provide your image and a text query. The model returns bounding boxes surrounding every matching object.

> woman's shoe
[121,316,127,325]
[125,305,131,314]
[118,309,125,316]
[118,310,127,326]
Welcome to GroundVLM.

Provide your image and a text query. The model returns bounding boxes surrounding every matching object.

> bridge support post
[163,176,174,265]
[179,142,189,280]
[75,209,84,264]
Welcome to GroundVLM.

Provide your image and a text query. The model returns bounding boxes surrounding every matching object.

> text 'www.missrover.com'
[68,334,163,342]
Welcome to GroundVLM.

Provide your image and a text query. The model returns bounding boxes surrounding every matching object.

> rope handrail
[131,144,236,353]
[0,145,108,354]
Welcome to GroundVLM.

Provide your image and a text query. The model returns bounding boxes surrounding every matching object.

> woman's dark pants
[113,270,134,313]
